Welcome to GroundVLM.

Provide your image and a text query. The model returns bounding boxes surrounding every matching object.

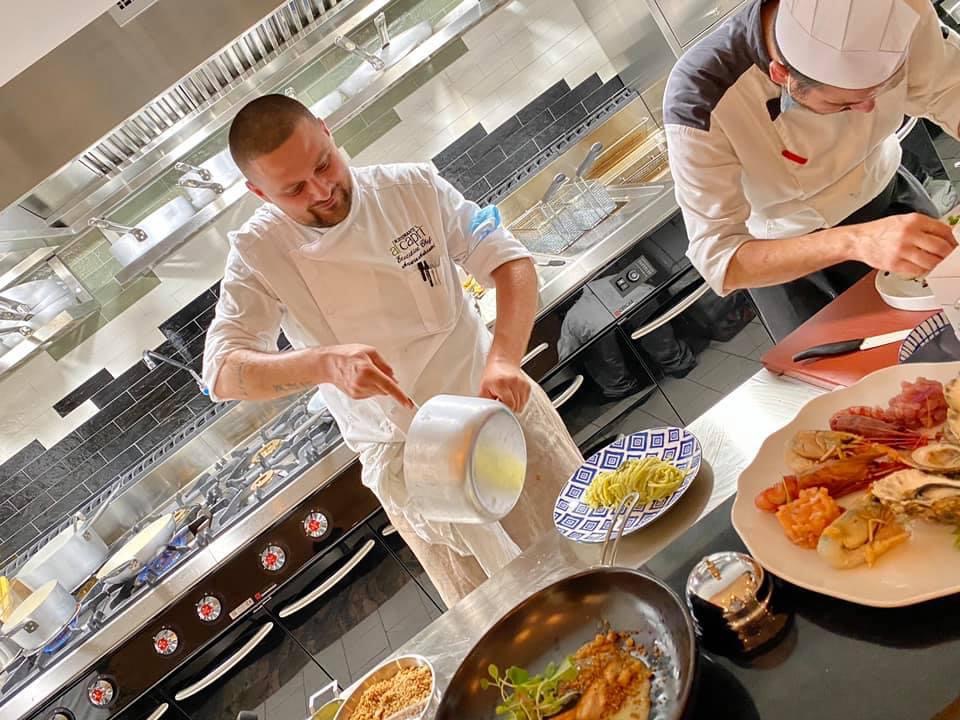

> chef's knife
[792,328,912,362]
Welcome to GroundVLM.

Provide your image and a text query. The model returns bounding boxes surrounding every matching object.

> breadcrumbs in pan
[347,665,432,720]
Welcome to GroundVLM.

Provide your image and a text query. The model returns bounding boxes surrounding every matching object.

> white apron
[203,163,571,589]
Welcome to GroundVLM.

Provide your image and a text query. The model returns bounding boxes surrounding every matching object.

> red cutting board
[761,271,938,389]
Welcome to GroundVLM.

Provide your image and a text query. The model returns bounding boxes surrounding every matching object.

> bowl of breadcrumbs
[333,655,435,720]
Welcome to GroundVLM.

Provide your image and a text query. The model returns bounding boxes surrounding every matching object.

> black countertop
[644,497,960,720]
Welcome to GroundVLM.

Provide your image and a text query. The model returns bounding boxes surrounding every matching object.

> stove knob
[87,678,115,707]
[153,628,179,656]
[49,711,74,720]
[196,595,223,622]
[260,544,286,572]
[303,511,329,538]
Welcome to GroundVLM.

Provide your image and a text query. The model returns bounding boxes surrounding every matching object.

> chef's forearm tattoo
[272,381,310,394]
[235,358,249,398]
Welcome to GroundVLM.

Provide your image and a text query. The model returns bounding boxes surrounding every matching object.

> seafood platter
[732,362,960,607]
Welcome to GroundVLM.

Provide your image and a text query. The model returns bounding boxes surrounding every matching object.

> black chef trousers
[748,166,940,343]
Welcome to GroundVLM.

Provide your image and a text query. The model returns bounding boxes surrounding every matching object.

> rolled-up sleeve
[904,1,960,140]
[666,123,754,296]
[429,167,531,287]
[202,239,283,401]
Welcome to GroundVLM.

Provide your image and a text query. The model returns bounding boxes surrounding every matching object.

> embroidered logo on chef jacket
[390,225,435,269]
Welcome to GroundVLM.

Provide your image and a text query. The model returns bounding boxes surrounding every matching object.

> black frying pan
[434,566,698,719]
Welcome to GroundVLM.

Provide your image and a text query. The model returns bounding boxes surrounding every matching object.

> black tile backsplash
[0,280,223,565]
[159,289,218,336]
[53,368,114,417]
[0,440,47,484]
[433,73,636,203]
[516,80,570,125]
[433,123,486,169]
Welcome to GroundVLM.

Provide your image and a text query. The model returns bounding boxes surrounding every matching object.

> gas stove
[0,393,345,714]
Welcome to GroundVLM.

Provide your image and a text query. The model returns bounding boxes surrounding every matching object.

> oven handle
[630,282,710,340]
[278,539,376,619]
[146,703,169,720]
[521,342,550,368]
[551,374,584,410]
[173,622,274,701]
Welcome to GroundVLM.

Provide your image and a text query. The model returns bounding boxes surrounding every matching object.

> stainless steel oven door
[161,608,332,720]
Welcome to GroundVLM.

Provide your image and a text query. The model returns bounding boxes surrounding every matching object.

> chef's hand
[479,357,531,413]
[854,213,957,276]
[324,344,414,408]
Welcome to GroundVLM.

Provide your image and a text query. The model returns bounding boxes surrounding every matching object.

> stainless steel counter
[379,369,824,708]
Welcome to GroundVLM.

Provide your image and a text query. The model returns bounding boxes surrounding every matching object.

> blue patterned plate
[898,312,960,364]
[553,428,702,543]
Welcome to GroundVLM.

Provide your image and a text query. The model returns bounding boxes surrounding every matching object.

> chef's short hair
[229,94,317,170]
[772,11,822,92]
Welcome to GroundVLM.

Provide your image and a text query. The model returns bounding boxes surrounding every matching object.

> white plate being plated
[732,361,960,608]
[554,428,701,543]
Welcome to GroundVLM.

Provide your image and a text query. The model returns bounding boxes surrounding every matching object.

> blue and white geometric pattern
[553,428,702,544]
[898,311,948,363]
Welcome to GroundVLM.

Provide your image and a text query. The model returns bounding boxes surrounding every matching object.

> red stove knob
[87,678,115,707]
[196,595,222,622]
[260,544,286,572]
[153,628,179,656]
[303,511,329,538]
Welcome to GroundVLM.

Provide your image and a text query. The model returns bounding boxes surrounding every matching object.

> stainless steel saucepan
[16,484,120,592]
[96,512,178,586]
[435,495,699,719]
[402,394,527,525]
[0,580,78,653]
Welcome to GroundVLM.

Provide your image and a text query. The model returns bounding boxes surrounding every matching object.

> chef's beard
[306,184,352,228]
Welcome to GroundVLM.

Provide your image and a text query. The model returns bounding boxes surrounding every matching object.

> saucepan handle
[308,679,342,714]
[600,491,641,567]
[1,618,38,637]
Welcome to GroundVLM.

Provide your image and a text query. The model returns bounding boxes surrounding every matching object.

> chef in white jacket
[665,0,960,340]
[201,95,582,605]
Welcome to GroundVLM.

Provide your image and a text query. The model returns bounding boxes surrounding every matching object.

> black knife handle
[792,339,863,362]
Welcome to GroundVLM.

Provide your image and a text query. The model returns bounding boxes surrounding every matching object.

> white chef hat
[775,0,920,90]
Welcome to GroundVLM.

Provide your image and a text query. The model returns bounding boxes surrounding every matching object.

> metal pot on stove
[401,394,527,524]
[15,484,119,592]
[0,580,77,653]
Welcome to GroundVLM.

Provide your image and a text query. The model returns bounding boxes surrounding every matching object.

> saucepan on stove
[15,483,121,592]
[435,495,699,720]
[96,512,178,586]
[401,394,527,524]
[0,580,78,653]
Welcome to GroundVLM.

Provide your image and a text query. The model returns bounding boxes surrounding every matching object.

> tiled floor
[244,577,441,720]
[314,578,442,687]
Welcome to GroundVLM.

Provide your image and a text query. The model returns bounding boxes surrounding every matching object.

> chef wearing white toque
[664,0,960,340]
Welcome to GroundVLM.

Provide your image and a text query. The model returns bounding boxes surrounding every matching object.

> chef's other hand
[326,344,414,408]
[479,357,531,413]
[854,213,957,277]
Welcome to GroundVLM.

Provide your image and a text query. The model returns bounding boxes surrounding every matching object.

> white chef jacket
[664,0,960,295]
[202,162,532,569]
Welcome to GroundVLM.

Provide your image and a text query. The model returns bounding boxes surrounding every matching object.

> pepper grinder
[685,552,792,657]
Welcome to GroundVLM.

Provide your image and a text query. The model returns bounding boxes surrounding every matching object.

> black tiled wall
[0,283,227,565]
[433,73,633,204]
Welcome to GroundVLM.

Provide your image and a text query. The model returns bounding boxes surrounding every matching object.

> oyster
[945,377,960,414]
[909,443,960,474]
[871,469,960,524]
[947,409,960,445]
